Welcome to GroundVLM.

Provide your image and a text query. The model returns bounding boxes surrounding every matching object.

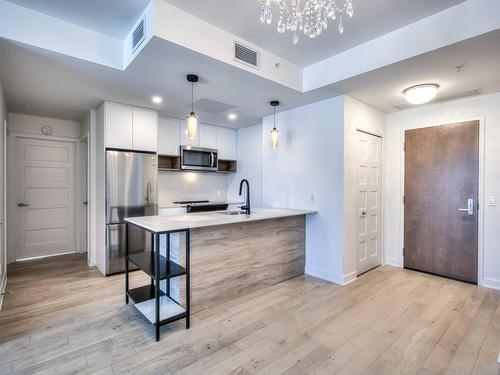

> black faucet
[239,179,251,215]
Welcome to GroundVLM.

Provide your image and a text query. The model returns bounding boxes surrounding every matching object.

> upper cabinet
[199,123,217,149]
[180,120,200,147]
[132,108,158,152]
[104,102,158,152]
[105,102,133,149]
[158,117,180,155]
[217,127,237,160]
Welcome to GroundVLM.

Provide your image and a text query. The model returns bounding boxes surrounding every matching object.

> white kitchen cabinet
[132,108,158,152]
[104,102,158,152]
[105,102,133,149]
[217,127,237,160]
[199,123,217,149]
[158,117,180,155]
[180,120,200,147]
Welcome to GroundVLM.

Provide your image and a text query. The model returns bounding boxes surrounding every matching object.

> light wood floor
[1,254,499,375]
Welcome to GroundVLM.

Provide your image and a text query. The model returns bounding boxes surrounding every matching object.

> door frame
[399,116,485,285]
[6,132,80,263]
[356,129,383,276]
[77,132,90,260]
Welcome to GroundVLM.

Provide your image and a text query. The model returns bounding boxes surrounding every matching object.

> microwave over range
[180,146,218,171]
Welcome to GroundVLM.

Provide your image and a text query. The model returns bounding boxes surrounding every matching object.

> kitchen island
[125,207,315,325]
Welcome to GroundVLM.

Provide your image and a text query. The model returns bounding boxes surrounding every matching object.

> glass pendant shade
[270,100,280,149]
[271,127,279,149]
[186,74,199,139]
[187,112,198,139]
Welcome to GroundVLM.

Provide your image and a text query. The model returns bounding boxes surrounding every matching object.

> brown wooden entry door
[404,121,479,283]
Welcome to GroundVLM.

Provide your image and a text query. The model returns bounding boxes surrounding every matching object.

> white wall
[158,171,228,206]
[0,0,123,69]
[262,96,346,284]
[8,113,81,138]
[384,92,500,290]
[227,123,263,206]
[0,79,7,309]
[343,97,386,281]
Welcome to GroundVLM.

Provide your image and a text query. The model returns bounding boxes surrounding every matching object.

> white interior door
[356,131,382,275]
[14,137,76,260]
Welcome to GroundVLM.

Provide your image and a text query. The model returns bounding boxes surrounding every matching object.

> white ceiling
[6,0,150,38]
[332,29,500,112]
[163,0,467,67]
[0,37,336,127]
[2,28,499,126]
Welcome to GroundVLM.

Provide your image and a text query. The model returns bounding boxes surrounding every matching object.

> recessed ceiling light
[152,96,163,104]
[228,113,238,120]
[404,84,439,105]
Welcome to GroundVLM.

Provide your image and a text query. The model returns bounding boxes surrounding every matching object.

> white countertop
[125,207,316,233]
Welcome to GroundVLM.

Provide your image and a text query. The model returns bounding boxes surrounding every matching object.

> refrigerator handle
[146,182,152,204]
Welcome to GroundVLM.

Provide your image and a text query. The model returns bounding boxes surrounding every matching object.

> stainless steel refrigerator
[105,150,158,275]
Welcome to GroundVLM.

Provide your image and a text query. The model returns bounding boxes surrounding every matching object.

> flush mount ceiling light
[186,74,199,139]
[270,100,280,149]
[151,96,163,104]
[404,84,439,105]
[258,0,354,45]
[228,113,238,121]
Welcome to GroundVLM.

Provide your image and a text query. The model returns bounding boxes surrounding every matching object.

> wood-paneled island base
[190,215,305,313]
[126,207,314,315]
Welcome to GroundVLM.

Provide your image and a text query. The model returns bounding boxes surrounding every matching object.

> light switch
[488,196,496,206]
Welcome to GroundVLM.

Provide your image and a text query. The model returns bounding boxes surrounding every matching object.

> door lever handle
[17,202,29,207]
[457,198,474,216]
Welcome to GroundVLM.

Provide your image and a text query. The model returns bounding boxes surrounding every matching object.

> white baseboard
[383,257,403,268]
[16,251,76,262]
[305,265,356,286]
[0,275,7,311]
[481,277,500,291]
[343,271,358,285]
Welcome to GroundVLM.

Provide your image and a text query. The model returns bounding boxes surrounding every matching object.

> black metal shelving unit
[125,223,190,341]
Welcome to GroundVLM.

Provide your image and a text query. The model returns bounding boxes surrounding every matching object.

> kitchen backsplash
[158,171,229,206]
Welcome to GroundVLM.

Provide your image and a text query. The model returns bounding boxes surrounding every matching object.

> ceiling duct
[234,42,259,69]
[132,18,145,53]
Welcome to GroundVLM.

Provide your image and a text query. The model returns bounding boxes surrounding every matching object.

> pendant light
[186,74,199,139]
[270,100,280,149]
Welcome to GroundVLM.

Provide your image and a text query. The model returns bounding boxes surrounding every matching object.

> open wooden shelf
[158,154,180,171]
[218,159,237,173]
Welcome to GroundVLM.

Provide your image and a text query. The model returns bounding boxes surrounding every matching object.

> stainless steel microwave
[180,146,218,171]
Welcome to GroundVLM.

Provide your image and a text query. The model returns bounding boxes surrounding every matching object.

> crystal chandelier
[259,0,354,44]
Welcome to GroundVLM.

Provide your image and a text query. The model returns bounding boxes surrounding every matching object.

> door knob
[17,202,29,207]
[457,198,474,216]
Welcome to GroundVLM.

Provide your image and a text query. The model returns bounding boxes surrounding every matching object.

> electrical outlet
[488,196,496,206]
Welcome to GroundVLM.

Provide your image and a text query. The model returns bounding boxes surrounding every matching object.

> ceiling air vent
[132,19,145,53]
[234,42,259,69]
